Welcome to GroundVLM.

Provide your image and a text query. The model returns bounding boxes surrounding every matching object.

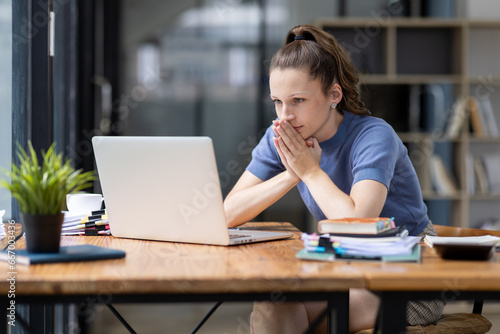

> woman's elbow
[223,199,242,228]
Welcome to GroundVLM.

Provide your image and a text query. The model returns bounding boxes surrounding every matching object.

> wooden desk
[0,223,363,333]
[3,223,499,333]
[355,242,500,332]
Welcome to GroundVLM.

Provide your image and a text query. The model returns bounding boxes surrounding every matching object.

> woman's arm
[277,120,388,219]
[223,170,299,227]
[303,171,388,218]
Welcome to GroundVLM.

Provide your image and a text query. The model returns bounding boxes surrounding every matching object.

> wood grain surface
[358,225,500,291]
[353,244,500,291]
[0,222,364,296]
[2,222,499,296]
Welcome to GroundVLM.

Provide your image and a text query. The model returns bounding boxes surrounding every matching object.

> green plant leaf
[0,141,96,215]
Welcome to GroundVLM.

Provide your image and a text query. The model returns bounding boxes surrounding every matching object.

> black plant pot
[21,213,64,253]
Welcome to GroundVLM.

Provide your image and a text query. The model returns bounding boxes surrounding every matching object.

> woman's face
[269,68,340,143]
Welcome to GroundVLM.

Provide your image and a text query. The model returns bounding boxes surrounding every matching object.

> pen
[81,215,108,223]
[333,246,348,255]
[306,246,326,253]
[307,240,320,247]
[86,224,109,231]
[376,217,395,232]
[75,221,109,229]
[301,233,320,241]
[71,225,110,233]
[336,253,381,261]
[78,229,111,236]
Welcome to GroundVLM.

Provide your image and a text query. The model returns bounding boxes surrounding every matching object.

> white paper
[0,210,6,238]
[335,236,421,257]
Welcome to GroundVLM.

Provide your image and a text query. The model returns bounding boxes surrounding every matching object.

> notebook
[92,136,292,246]
[0,245,126,265]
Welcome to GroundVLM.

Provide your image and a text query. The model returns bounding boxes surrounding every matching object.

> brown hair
[270,24,370,116]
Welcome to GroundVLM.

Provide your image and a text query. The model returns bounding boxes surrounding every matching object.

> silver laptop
[92,136,292,245]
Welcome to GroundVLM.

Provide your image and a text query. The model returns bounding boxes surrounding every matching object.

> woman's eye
[273,99,282,105]
[294,98,305,103]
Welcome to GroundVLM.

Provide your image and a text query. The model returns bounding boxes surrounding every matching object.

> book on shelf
[407,141,433,193]
[317,217,395,235]
[423,84,452,134]
[445,97,468,139]
[468,96,499,138]
[467,96,487,137]
[478,96,499,138]
[473,156,490,195]
[407,84,421,132]
[422,0,455,18]
[429,154,458,196]
[407,84,452,134]
[0,244,126,265]
[466,153,475,195]
[408,0,422,17]
[480,154,500,195]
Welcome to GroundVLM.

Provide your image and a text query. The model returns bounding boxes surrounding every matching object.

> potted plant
[0,142,95,253]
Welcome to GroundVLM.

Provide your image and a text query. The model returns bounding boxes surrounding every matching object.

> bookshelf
[316,18,500,228]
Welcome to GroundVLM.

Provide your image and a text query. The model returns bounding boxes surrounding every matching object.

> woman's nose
[280,105,295,121]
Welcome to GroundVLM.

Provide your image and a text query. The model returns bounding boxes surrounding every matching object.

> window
[0,0,12,218]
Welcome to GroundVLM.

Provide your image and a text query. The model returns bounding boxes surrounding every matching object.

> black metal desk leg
[378,292,407,334]
[1,298,7,334]
[304,292,350,334]
[328,292,349,334]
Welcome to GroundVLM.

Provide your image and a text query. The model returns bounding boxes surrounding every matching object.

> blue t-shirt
[246,110,429,235]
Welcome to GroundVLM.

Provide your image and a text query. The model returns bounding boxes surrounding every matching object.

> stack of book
[296,217,420,262]
[317,217,397,235]
[61,210,110,236]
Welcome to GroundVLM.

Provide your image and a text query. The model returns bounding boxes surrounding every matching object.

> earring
[331,102,337,109]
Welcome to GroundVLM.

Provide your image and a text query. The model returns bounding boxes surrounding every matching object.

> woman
[223,24,444,333]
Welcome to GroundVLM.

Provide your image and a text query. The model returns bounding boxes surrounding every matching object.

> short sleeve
[350,121,401,189]
[246,126,285,181]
